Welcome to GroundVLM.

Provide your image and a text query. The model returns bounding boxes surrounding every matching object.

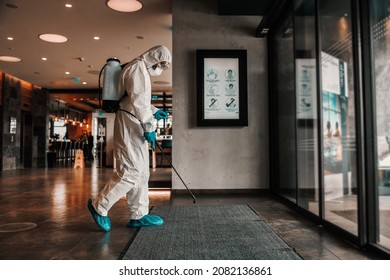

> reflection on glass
[372,0,390,249]
[272,13,297,201]
[294,0,319,214]
[320,0,358,235]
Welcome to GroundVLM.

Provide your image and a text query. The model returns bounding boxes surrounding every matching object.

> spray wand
[117,108,196,204]
[154,140,196,203]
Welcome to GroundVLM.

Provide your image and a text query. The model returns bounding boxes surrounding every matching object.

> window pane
[319,0,358,235]
[53,119,67,139]
[372,0,390,249]
[294,0,320,214]
[272,13,297,201]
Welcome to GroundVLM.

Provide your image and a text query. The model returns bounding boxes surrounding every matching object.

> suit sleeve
[124,64,155,132]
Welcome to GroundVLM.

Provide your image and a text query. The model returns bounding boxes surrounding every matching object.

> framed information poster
[296,58,317,120]
[196,49,248,126]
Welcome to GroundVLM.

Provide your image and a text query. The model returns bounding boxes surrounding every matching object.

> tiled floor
[0,164,384,260]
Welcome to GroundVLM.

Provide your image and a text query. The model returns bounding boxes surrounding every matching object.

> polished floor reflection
[0,166,382,260]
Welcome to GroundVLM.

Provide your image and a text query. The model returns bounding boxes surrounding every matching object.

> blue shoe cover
[87,199,111,232]
[127,214,164,228]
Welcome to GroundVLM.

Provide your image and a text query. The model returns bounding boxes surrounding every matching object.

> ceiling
[0,0,172,111]
[0,0,276,112]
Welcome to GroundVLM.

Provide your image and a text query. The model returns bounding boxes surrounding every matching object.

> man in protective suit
[88,45,171,231]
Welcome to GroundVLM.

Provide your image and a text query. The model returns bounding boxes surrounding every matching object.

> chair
[54,141,62,166]
[49,141,60,167]
[159,139,172,167]
[59,141,68,166]
[70,141,77,164]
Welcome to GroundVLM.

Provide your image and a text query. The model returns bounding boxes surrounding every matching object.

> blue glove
[154,110,169,120]
[144,131,156,150]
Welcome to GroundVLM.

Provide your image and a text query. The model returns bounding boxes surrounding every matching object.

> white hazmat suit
[89,45,171,230]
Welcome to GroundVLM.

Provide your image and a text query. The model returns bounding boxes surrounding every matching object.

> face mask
[148,65,163,76]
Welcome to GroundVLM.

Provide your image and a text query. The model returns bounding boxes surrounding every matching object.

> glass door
[294,0,320,215]
[318,0,358,235]
[270,10,297,202]
[269,0,390,255]
[371,0,390,250]
[270,1,321,211]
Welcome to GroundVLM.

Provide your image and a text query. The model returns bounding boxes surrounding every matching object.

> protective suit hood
[141,45,171,68]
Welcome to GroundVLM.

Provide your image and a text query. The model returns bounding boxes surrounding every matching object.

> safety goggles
[157,61,170,70]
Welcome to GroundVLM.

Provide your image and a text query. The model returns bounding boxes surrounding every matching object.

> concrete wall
[172,0,268,191]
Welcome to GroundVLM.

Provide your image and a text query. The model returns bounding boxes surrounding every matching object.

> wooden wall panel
[20,79,34,111]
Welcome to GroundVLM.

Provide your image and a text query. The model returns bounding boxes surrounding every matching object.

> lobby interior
[1,0,390,260]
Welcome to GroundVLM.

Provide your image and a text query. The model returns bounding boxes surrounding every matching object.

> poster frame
[196,49,248,126]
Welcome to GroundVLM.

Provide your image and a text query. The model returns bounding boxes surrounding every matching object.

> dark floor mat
[121,204,302,260]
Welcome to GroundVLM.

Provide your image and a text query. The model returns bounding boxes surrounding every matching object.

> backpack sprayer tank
[100,58,122,113]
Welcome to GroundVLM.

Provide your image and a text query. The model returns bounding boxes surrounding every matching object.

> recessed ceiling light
[106,0,142,12]
[42,57,47,61]
[39,33,68,43]
[65,72,70,75]
[82,82,87,85]
[94,36,100,40]
[7,37,13,40]
[6,3,18,9]
[65,4,72,8]
[0,55,21,62]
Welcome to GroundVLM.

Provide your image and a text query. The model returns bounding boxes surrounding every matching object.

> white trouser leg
[93,110,150,218]
[126,170,149,220]
[92,171,131,216]
[93,150,150,217]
